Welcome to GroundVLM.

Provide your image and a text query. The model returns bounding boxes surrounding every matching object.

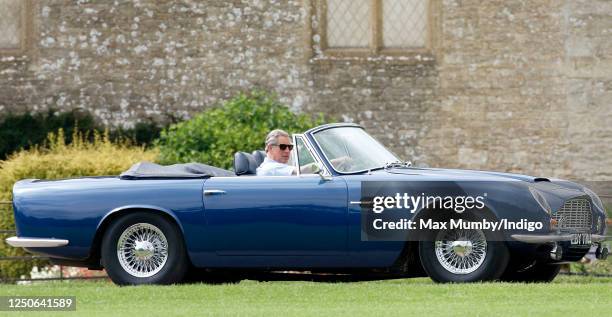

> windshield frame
[291,133,332,177]
[306,123,400,175]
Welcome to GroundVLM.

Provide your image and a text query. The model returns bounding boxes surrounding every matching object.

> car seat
[233,152,258,176]
[252,150,266,167]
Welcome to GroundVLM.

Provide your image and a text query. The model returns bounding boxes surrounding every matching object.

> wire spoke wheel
[434,228,487,275]
[117,223,169,278]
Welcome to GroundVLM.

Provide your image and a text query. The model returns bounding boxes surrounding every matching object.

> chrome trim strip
[6,237,69,248]
[305,122,362,135]
[203,189,226,195]
[292,134,302,177]
[511,234,608,244]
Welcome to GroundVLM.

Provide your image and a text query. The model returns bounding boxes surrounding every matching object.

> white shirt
[256,157,295,176]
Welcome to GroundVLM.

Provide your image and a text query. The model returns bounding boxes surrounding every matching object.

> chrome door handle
[204,189,226,196]
[349,201,373,206]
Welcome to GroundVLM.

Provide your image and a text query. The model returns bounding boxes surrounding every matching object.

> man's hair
[265,129,290,152]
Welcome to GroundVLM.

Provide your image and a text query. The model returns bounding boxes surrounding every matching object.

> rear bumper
[511,234,608,244]
[5,236,69,248]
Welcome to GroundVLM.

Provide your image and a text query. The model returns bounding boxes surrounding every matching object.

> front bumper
[511,234,609,244]
[5,236,69,248]
[511,233,609,261]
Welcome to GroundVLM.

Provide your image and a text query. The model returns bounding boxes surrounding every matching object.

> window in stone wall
[0,0,32,54]
[315,0,434,56]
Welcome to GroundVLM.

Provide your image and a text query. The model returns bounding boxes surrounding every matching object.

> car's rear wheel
[101,212,188,285]
[419,226,509,283]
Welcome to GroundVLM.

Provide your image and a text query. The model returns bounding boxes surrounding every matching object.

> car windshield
[312,126,400,173]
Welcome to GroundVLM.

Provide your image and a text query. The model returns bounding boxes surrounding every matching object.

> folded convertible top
[120,161,235,179]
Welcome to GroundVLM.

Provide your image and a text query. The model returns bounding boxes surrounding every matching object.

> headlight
[583,187,605,212]
[529,187,552,215]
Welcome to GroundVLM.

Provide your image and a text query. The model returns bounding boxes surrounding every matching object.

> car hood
[376,167,590,193]
[379,167,552,183]
[367,167,595,216]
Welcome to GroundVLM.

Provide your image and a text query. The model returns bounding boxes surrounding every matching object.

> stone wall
[0,0,313,125]
[0,0,611,180]
[418,0,612,181]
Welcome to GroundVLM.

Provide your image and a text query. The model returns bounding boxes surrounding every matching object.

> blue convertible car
[6,123,609,285]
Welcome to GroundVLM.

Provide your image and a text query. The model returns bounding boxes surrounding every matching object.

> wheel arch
[88,205,190,269]
[408,203,505,240]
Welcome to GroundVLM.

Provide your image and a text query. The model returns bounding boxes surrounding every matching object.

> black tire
[101,212,188,285]
[501,261,561,283]
[418,214,509,283]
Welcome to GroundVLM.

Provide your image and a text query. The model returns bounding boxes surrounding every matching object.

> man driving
[256,129,297,176]
[256,129,351,176]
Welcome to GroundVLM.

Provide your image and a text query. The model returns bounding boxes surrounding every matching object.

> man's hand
[331,156,353,172]
[299,162,317,174]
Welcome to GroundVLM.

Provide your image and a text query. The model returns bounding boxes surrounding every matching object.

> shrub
[0,109,168,160]
[0,130,157,279]
[0,109,96,160]
[156,91,328,169]
[110,121,167,148]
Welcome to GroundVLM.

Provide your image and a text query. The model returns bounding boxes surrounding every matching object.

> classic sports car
[6,123,609,285]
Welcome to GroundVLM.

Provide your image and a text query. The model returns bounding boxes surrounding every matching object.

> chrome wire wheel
[434,228,487,275]
[117,223,169,278]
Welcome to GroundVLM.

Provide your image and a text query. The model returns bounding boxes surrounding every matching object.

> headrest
[252,150,266,167]
[234,152,258,176]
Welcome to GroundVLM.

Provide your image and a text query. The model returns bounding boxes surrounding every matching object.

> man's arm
[297,156,352,174]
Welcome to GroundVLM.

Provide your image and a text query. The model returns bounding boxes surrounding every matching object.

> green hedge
[0,130,157,279]
[0,109,95,160]
[156,91,328,169]
[0,109,166,160]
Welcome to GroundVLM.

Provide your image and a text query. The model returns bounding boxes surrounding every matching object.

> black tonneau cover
[120,161,234,179]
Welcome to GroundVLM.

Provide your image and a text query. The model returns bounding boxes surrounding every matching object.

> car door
[203,136,348,256]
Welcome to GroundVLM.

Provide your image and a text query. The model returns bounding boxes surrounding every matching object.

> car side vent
[534,177,550,182]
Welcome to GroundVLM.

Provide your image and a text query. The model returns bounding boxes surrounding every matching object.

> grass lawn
[1,275,611,316]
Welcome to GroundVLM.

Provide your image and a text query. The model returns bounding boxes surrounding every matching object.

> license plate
[570,233,592,245]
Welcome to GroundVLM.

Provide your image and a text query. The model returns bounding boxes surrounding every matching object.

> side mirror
[313,163,332,181]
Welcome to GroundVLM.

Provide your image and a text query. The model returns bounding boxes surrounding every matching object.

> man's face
[268,135,293,164]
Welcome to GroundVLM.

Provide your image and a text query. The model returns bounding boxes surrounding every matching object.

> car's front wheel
[101,212,188,285]
[419,226,509,283]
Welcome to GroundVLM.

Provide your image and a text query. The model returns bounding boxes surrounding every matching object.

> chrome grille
[553,199,592,232]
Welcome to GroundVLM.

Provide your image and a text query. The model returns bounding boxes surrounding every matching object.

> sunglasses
[274,144,294,151]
